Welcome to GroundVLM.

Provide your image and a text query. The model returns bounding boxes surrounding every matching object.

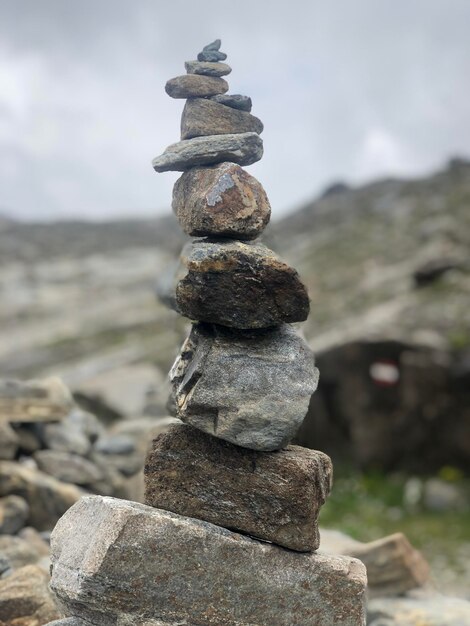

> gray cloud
[0,0,469,220]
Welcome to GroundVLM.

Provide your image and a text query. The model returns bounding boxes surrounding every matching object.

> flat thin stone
[145,422,332,551]
[174,240,310,328]
[172,162,270,239]
[152,132,263,172]
[50,495,367,626]
[185,60,232,77]
[181,98,263,140]
[210,93,252,111]
[169,323,318,451]
[165,74,228,99]
[198,48,227,62]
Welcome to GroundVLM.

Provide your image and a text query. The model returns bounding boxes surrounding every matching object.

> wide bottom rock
[50,495,367,626]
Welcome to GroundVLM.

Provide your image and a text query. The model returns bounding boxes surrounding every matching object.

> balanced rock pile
[49,41,367,625]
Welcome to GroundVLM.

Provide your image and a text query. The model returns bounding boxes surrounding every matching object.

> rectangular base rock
[50,496,366,626]
[145,423,332,551]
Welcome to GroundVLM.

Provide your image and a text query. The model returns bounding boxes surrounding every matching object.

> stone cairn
[49,40,367,626]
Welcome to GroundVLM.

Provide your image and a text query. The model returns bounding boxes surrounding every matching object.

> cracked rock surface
[169,323,318,450]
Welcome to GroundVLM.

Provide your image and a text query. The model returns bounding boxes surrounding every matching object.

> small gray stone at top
[197,39,227,62]
[210,94,252,112]
[204,39,222,51]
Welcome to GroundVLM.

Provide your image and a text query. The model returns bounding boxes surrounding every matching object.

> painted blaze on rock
[174,239,310,328]
[50,496,367,626]
[172,162,271,239]
[169,323,318,451]
[145,422,332,551]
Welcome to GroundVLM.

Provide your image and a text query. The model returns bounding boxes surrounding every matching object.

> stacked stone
[48,40,366,626]
[148,39,366,617]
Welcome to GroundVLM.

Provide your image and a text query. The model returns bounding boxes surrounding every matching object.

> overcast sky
[1,0,469,221]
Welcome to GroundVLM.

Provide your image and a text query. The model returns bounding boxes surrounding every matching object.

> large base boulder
[50,496,367,626]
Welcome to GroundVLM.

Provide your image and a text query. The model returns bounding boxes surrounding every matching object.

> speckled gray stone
[210,93,252,111]
[50,495,367,626]
[181,98,263,140]
[152,132,263,172]
[174,240,310,329]
[170,323,318,450]
[185,60,232,77]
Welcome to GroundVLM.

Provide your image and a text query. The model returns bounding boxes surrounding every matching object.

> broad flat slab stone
[181,98,263,140]
[165,74,228,98]
[185,60,232,76]
[152,132,263,172]
[175,240,310,329]
[172,162,270,239]
[170,323,319,450]
[50,495,367,626]
[145,422,332,551]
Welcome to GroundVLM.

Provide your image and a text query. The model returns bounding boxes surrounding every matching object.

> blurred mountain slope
[0,158,469,387]
[268,157,470,354]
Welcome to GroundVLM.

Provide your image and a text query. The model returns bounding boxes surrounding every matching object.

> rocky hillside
[269,157,470,354]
